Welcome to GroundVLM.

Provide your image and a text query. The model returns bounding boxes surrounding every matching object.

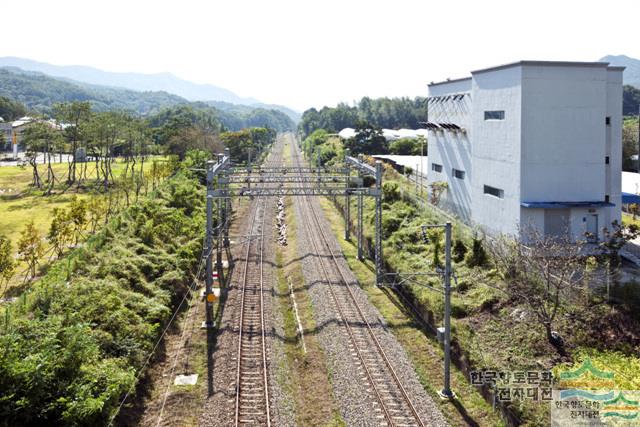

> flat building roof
[428,60,625,87]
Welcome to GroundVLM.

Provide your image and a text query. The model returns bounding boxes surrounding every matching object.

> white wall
[427,62,623,242]
[427,79,472,220]
[520,64,608,202]
[470,66,523,236]
[605,68,624,227]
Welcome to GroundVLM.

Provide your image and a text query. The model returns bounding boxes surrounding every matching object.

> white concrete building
[426,61,624,241]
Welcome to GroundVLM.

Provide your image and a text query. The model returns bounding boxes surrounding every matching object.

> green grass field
[0,158,165,294]
[622,211,640,228]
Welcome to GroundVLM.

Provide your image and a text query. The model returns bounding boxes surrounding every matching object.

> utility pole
[420,136,425,198]
[375,161,383,285]
[204,161,215,329]
[421,221,455,399]
[441,221,453,399]
[357,154,364,261]
[344,148,351,241]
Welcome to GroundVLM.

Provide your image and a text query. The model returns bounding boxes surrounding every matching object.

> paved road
[0,152,73,166]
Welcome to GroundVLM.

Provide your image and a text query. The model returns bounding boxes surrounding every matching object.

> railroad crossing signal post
[344,149,351,241]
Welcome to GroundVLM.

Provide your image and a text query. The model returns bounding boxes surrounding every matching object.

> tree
[21,121,62,194]
[53,101,92,184]
[623,85,640,116]
[344,120,388,155]
[466,235,488,267]
[20,122,46,188]
[453,239,467,263]
[597,220,640,270]
[429,181,448,205]
[0,235,15,297]
[47,208,73,258]
[86,196,105,234]
[17,221,44,282]
[622,118,639,171]
[68,196,87,245]
[0,96,26,121]
[488,227,588,349]
[389,137,421,155]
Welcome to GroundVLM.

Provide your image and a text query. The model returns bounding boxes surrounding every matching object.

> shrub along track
[200,138,294,427]
[289,135,448,426]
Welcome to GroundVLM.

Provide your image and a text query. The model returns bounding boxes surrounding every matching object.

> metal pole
[216,154,224,280]
[637,106,640,174]
[223,149,230,250]
[344,149,351,241]
[375,161,383,285]
[357,154,364,261]
[441,221,454,398]
[420,137,424,198]
[247,147,252,192]
[222,173,230,248]
[204,160,215,328]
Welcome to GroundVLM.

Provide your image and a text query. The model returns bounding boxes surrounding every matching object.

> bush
[453,239,467,263]
[466,237,488,267]
[0,172,204,426]
[382,181,401,202]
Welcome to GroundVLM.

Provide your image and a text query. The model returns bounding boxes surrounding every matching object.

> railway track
[291,143,426,427]
[234,196,271,426]
[233,141,288,426]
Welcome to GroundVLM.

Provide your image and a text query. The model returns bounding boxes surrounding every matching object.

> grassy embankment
[317,196,504,427]
[315,148,640,425]
[622,212,640,228]
[0,170,204,425]
[0,158,166,293]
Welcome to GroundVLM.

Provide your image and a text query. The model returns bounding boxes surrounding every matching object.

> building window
[452,168,465,179]
[484,110,505,120]
[432,163,442,172]
[606,117,611,126]
[605,195,610,203]
[484,185,504,199]
[605,156,610,164]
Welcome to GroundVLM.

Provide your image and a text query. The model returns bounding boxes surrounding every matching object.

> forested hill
[0,67,295,131]
[0,67,184,115]
[298,97,428,136]
[600,55,640,88]
[0,57,300,123]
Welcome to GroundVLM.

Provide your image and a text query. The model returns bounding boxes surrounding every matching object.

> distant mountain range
[599,54,640,88]
[0,56,299,122]
[0,67,296,131]
[0,67,186,115]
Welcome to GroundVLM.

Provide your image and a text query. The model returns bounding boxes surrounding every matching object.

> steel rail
[233,165,275,426]
[292,143,425,427]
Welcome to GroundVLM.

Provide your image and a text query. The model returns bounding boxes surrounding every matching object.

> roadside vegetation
[0,99,276,296]
[0,168,205,425]
[0,92,280,425]
[304,130,640,425]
